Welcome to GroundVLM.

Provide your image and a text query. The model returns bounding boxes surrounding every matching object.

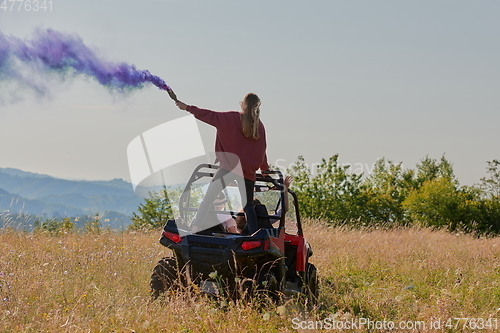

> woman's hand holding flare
[175,101,188,111]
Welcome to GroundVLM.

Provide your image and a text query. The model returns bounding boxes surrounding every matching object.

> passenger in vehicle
[214,192,239,234]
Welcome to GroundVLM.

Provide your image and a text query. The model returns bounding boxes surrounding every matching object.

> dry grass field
[1,221,499,332]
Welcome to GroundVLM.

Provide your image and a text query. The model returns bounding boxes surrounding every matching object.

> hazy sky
[1,0,499,186]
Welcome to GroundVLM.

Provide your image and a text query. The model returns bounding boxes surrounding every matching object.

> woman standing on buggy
[175,93,269,234]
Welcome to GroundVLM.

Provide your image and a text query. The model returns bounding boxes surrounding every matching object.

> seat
[255,203,273,229]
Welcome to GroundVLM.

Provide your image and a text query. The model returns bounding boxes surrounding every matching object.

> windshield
[182,179,245,225]
[176,166,288,235]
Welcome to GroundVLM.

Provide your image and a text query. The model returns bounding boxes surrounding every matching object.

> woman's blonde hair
[240,93,261,140]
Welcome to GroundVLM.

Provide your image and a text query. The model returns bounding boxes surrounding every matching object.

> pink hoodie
[186,105,269,181]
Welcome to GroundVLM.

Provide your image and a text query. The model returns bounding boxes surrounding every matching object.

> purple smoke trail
[0,28,171,99]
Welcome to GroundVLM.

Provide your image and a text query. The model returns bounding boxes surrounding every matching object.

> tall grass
[309,222,500,312]
[1,221,499,332]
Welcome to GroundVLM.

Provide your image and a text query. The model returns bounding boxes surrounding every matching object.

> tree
[129,188,174,231]
[475,160,500,234]
[287,155,365,222]
[415,155,457,187]
[480,160,500,200]
[360,158,415,223]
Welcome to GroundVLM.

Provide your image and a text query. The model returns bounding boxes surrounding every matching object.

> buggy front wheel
[306,263,319,303]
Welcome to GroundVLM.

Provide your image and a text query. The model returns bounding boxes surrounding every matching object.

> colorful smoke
[0,28,170,100]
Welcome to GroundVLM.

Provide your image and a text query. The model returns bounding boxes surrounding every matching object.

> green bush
[34,217,75,235]
[284,155,500,235]
[402,177,465,229]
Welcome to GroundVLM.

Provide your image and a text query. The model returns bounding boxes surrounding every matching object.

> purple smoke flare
[0,28,171,99]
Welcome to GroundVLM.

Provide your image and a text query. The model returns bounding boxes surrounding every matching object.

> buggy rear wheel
[238,268,281,303]
[150,257,182,300]
[255,270,281,303]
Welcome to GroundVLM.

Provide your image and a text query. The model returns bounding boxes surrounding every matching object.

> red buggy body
[151,164,318,301]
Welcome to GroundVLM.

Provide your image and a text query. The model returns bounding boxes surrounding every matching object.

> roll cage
[177,163,303,235]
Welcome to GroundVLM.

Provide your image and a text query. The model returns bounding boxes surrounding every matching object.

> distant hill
[0,186,84,216]
[0,186,132,229]
[0,168,144,228]
[38,193,140,215]
[0,167,53,179]
[0,168,136,199]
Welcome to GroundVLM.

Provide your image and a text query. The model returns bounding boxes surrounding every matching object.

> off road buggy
[150,164,318,302]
